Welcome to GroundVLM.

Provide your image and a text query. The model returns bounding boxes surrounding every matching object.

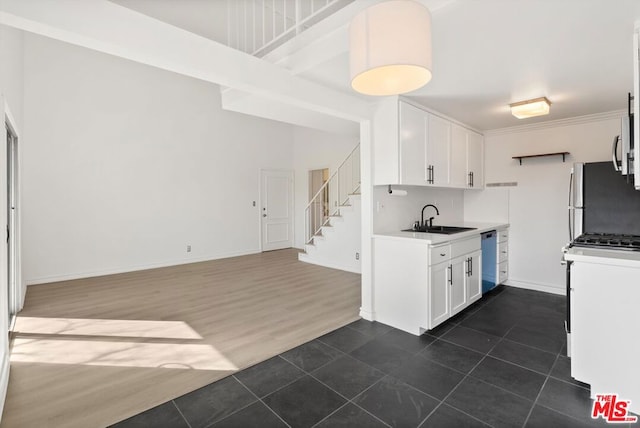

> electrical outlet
[355,252,360,260]
[252,201,256,207]
[187,245,192,253]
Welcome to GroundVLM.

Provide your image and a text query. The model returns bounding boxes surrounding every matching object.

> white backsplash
[373,185,465,233]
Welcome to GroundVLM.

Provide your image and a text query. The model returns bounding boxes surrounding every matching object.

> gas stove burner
[571,233,640,251]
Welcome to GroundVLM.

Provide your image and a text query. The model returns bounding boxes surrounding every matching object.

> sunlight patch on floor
[11,337,237,370]
[14,317,203,339]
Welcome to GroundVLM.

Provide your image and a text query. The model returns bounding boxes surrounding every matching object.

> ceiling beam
[0,0,370,122]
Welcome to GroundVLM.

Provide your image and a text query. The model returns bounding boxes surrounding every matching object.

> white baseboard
[297,255,361,274]
[0,352,10,424]
[359,308,375,321]
[505,279,565,296]
[25,249,262,286]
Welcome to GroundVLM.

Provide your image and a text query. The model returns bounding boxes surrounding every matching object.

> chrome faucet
[421,204,440,228]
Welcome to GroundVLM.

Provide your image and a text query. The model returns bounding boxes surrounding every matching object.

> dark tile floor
[111,286,638,427]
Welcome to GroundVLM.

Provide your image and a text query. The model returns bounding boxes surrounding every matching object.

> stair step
[321,225,334,234]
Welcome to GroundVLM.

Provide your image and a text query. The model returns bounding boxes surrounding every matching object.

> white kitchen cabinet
[449,256,467,315]
[373,233,484,335]
[496,227,509,285]
[373,97,482,189]
[467,131,484,188]
[373,238,430,335]
[450,124,468,188]
[450,124,484,189]
[399,101,427,185]
[427,114,451,186]
[429,259,450,328]
[398,101,450,187]
[466,249,482,303]
[428,236,481,329]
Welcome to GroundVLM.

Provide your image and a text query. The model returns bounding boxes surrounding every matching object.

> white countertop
[373,222,509,245]
[564,246,640,267]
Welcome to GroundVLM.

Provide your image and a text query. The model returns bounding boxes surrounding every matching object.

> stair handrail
[304,144,360,244]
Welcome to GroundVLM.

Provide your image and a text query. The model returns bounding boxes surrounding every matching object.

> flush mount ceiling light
[510,97,552,119]
[349,0,432,96]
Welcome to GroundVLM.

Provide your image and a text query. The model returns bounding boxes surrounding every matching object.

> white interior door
[6,125,17,326]
[261,169,294,251]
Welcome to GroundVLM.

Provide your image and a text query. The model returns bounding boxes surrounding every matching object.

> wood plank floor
[1,249,361,427]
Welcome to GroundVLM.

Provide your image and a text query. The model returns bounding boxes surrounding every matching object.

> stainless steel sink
[401,226,477,234]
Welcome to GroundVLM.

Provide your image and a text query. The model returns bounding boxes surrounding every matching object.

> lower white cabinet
[428,239,482,329]
[373,234,482,335]
[429,261,450,328]
[466,250,482,303]
[450,256,467,315]
[497,227,509,285]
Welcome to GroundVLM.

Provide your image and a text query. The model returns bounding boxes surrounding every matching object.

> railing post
[337,165,340,215]
[295,0,302,35]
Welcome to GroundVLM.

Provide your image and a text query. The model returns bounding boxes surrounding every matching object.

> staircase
[298,145,361,273]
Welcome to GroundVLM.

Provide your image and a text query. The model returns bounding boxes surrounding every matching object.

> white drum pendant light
[350,0,432,96]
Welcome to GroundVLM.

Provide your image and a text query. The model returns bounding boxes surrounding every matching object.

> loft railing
[305,144,360,244]
[227,0,354,57]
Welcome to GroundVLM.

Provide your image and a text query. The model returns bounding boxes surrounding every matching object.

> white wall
[464,114,621,293]
[0,24,23,131]
[0,23,24,420]
[292,127,358,248]
[22,34,295,284]
[374,186,465,233]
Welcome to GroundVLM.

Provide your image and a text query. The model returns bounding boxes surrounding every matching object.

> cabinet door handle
[470,257,473,276]
[448,265,452,285]
[471,172,474,187]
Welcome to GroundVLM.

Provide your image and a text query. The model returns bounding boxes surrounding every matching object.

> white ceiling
[112,0,640,131]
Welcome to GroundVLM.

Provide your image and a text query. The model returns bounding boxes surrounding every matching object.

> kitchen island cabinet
[373,222,506,335]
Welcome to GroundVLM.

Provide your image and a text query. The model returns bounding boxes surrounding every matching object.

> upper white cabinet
[399,101,427,185]
[450,124,468,188]
[451,123,484,188]
[467,130,484,188]
[427,114,451,186]
[373,98,483,189]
